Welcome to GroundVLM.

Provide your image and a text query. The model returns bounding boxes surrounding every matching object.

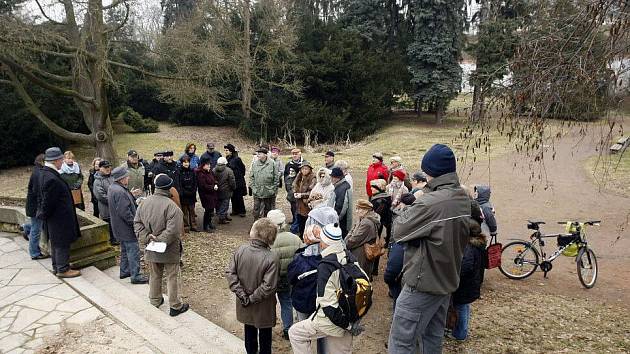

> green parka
[249,158,278,198]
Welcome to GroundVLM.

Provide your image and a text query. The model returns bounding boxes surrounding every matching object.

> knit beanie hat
[154,173,173,190]
[320,223,343,245]
[267,209,286,226]
[330,167,344,178]
[217,157,228,165]
[421,144,456,178]
[392,169,407,181]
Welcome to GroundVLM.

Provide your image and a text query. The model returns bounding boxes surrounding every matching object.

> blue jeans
[28,218,43,258]
[277,289,293,331]
[120,240,142,281]
[217,198,230,218]
[290,201,299,234]
[453,303,471,340]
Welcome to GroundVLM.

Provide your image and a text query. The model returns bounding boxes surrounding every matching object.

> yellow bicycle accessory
[562,222,583,257]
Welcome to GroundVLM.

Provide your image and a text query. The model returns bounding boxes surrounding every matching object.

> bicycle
[499,220,600,289]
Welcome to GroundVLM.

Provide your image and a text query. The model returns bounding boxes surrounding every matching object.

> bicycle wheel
[499,241,540,279]
[577,246,598,289]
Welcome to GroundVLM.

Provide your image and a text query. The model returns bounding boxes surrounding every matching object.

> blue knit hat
[421,144,456,178]
[321,223,343,245]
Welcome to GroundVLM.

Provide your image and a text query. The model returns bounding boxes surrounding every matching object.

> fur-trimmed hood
[470,233,487,249]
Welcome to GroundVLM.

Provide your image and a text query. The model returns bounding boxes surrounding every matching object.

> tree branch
[107,60,198,80]
[104,2,130,34]
[0,55,96,104]
[34,0,66,25]
[3,66,93,144]
[23,62,73,82]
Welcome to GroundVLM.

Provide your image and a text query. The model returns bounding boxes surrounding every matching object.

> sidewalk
[0,233,157,353]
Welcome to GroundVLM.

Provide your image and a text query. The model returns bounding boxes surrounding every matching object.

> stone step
[76,266,220,354]
[102,266,243,353]
[63,271,191,354]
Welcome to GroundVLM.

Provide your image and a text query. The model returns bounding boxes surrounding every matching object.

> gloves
[348,321,364,336]
[238,294,250,307]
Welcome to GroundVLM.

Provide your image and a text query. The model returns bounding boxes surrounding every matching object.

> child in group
[386,170,409,209]
[226,218,280,354]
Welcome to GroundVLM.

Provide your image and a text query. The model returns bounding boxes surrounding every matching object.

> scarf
[60,162,80,174]
[44,162,59,173]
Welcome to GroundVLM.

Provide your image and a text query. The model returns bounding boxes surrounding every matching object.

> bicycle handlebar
[556,220,601,226]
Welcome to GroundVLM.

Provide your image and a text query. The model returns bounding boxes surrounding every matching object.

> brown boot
[57,269,81,278]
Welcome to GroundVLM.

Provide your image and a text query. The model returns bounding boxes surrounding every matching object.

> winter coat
[174,166,197,205]
[26,165,43,217]
[250,158,278,199]
[107,182,137,242]
[370,192,393,228]
[226,239,280,329]
[180,144,201,169]
[309,168,335,208]
[227,153,247,197]
[312,243,360,337]
[59,163,84,190]
[452,234,487,305]
[366,161,389,197]
[284,157,303,177]
[37,166,81,247]
[93,172,113,219]
[475,185,497,236]
[126,162,145,193]
[293,171,317,216]
[392,172,472,295]
[384,242,404,302]
[200,150,222,169]
[153,160,178,180]
[387,180,409,208]
[345,210,381,276]
[271,231,302,292]
[331,179,353,236]
[195,168,218,210]
[134,188,183,264]
[213,165,236,200]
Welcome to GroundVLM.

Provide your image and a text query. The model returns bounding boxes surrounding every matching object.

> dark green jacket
[393,172,472,295]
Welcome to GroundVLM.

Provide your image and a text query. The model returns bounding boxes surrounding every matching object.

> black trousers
[104,218,115,243]
[203,209,214,230]
[50,244,70,273]
[244,325,272,354]
[92,201,99,218]
[297,214,308,238]
[231,194,246,215]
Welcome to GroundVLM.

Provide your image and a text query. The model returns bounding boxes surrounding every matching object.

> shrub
[119,107,159,133]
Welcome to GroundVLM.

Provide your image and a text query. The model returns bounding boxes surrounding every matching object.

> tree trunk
[241,0,252,124]
[435,104,444,124]
[471,84,486,122]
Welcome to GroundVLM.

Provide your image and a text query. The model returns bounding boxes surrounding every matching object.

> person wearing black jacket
[87,157,101,218]
[153,151,178,180]
[38,147,81,278]
[147,152,163,194]
[25,154,47,259]
[451,233,487,340]
[175,156,199,232]
[224,144,247,217]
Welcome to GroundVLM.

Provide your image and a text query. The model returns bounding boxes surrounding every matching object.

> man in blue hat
[38,147,81,278]
[388,144,472,354]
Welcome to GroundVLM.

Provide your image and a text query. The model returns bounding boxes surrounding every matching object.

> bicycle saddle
[527,220,545,230]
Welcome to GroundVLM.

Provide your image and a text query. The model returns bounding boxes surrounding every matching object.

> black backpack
[321,250,373,323]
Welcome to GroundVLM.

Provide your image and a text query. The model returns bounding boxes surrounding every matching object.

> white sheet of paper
[146,241,167,253]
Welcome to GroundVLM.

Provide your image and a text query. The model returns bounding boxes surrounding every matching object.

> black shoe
[31,254,50,260]
[170,303,190,317]
[155,297,164,308]
[22,232,29,241]
[283,329,289,340]
[110,240,120,246]
[120,274,130,279]
[239,213,246,218]
[131,275,149,284]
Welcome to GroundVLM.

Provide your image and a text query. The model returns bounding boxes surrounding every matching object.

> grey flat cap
[111,166,129,181]
[44,147,64,161]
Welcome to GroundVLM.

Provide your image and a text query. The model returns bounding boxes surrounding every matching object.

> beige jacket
[311,242,348,337]
[134,189,183,264]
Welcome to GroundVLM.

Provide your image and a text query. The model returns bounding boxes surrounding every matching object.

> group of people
[23,140,498,353]
[226,143,498,354]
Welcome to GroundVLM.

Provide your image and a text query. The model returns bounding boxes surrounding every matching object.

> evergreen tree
[407,0,466,123]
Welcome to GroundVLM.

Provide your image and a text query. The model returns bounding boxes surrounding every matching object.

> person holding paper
[134,174,190,317]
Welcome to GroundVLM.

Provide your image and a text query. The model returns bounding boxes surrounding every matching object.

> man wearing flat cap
[134,174,189,316]
[37,147,81,278]
[93,159,118,245]
[250,147,279,220]
[108,166,148,284]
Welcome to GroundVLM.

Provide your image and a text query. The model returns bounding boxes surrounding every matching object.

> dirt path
[466,129,630,308]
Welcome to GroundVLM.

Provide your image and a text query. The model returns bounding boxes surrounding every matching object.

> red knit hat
[392,169,406,181]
